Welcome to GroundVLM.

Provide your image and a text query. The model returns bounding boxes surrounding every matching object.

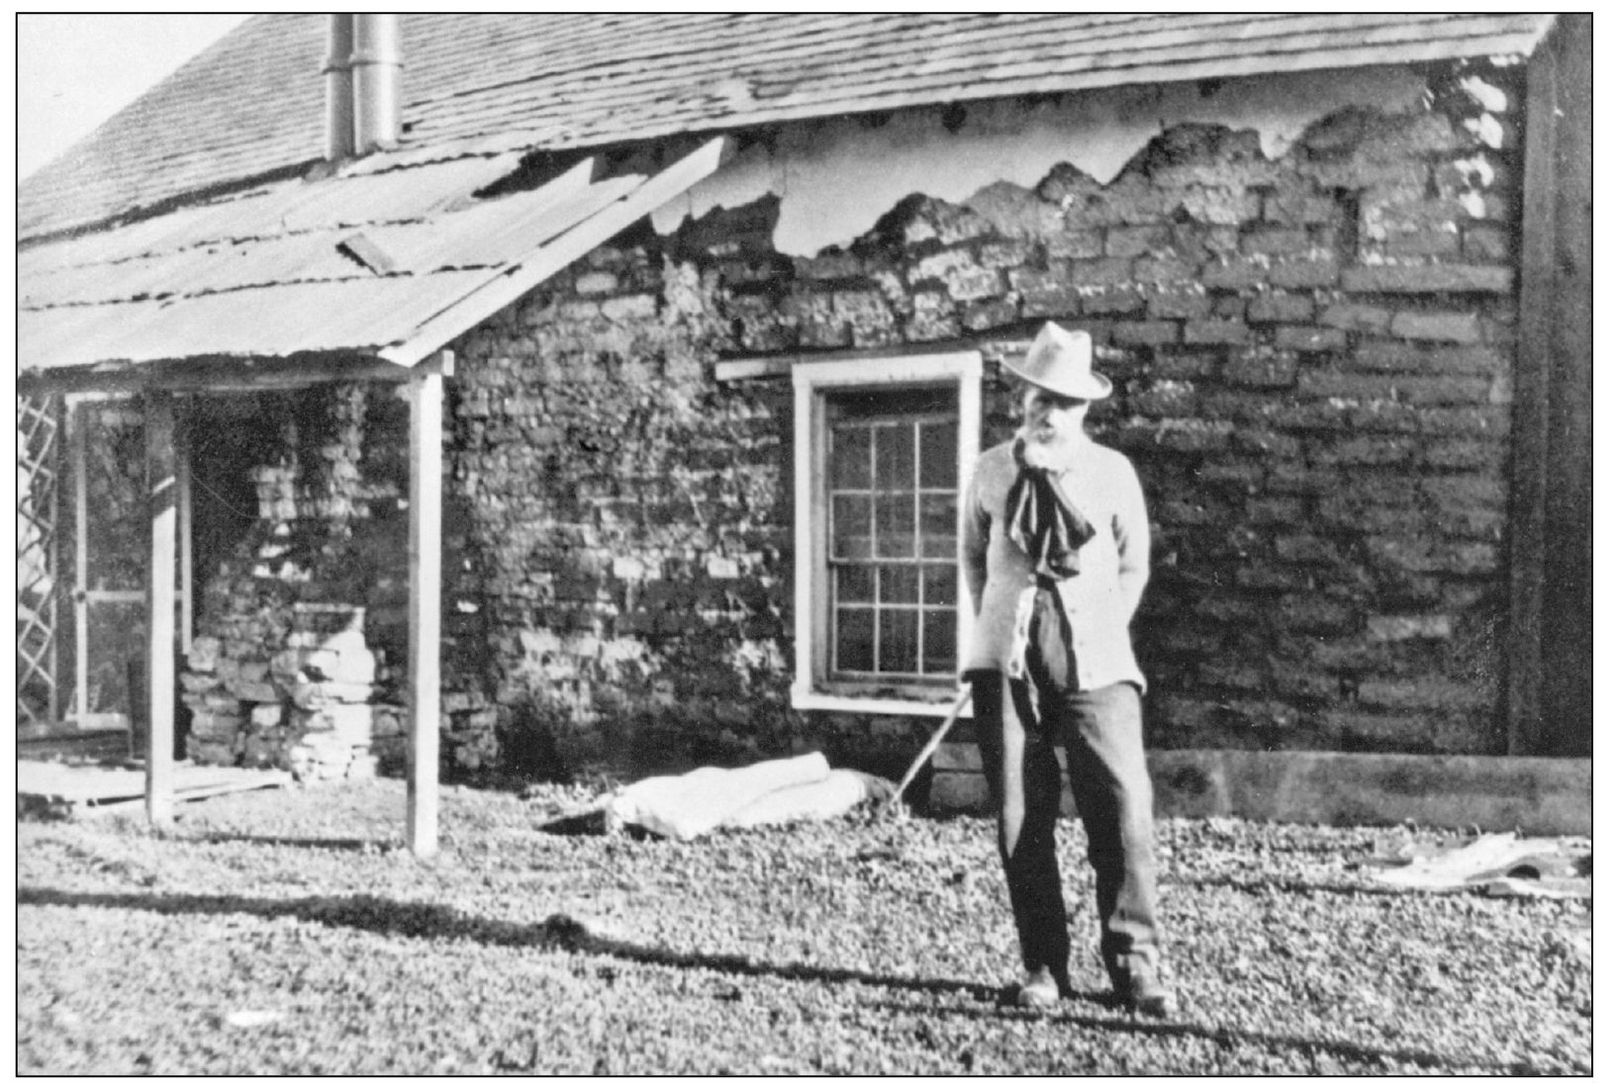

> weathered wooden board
[17,760,291,820]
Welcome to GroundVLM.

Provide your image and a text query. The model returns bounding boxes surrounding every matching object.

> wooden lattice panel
[17,394,62,728]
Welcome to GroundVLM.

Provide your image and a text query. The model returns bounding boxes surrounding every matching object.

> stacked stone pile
[182,526,303,766]
[180,635,244,765]
[278,605,382,781]
[181,602,395,781]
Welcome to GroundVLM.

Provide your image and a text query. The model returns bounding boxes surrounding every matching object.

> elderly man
[960,321,1175,1017]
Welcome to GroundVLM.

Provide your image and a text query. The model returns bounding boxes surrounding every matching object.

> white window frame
[791,350,981,717]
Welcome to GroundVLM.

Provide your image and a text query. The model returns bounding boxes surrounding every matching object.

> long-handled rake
[876,686,972,820]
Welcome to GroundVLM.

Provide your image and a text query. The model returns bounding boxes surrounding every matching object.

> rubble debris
[1365,831,1592,898]
[181,605,402,782]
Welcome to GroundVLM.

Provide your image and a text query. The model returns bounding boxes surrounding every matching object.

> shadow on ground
[185,833,394,852]
[18,885,1537,1075]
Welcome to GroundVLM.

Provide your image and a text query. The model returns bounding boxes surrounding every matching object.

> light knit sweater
[959,434,1149,689]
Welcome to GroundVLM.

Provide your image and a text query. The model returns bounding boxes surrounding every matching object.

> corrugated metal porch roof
[18,139,730,376]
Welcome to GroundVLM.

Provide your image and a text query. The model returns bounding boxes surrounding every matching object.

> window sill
[790,685,972,719]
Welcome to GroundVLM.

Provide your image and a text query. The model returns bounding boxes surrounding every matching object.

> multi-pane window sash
[825,389,957,682]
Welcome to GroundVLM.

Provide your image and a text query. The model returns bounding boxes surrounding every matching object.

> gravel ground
[17,778,1593,1075]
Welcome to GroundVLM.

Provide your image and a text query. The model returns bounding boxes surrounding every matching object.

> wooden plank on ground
[17,760,291,819]
[17,726,131,764]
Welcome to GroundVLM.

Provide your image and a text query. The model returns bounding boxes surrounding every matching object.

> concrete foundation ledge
[929,744,1592,836]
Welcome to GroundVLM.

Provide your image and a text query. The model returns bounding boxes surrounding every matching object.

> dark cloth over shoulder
[1004,437,1094,579]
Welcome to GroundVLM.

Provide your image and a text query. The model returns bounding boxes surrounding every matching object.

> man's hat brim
[1003,355,1113,400]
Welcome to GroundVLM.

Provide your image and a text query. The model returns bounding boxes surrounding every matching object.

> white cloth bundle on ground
[604,752,896,840]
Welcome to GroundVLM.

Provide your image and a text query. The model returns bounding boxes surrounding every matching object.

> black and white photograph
[15,12,1593,1075]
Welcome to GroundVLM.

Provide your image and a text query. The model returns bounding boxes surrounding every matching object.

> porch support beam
[17,352,451,398]
[176,403,194,654]
[143,390,178,826]
[406,352,446,857]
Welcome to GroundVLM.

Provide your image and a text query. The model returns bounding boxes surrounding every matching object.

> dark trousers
[970,588,1162,990]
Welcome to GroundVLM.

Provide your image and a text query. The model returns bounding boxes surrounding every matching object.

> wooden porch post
[407,353,446,857]
[176,401,194,654]
[1507,16,1592,756]
[1507,26,1575,755]
[144,390,177,826]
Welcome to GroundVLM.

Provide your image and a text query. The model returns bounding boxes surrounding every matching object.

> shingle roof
[19,12,1555,240]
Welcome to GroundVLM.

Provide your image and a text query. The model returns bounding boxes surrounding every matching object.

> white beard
[1016,425,1081,469]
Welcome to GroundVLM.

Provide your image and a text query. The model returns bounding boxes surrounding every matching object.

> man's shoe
[1119,974,1179,1019]
[1015,966,1062,1008]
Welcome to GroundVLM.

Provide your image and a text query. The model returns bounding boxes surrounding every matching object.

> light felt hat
[1004,322,1112,400]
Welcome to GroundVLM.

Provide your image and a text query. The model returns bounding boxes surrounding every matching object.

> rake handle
[880,686,972,817]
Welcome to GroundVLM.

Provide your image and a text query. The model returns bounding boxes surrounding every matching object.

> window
[792,351,981,715]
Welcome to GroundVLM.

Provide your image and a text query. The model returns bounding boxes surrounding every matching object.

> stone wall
[441,63,1523,771]
[180,385,414,777]
[447,248,800,777]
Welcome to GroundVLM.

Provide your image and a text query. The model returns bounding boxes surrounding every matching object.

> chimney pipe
[322,14,356,161]
[351,13,403,155]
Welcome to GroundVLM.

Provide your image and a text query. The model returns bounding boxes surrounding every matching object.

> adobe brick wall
[179,385,421,775]
[431,65,1524,772]
[447,252,805,777]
